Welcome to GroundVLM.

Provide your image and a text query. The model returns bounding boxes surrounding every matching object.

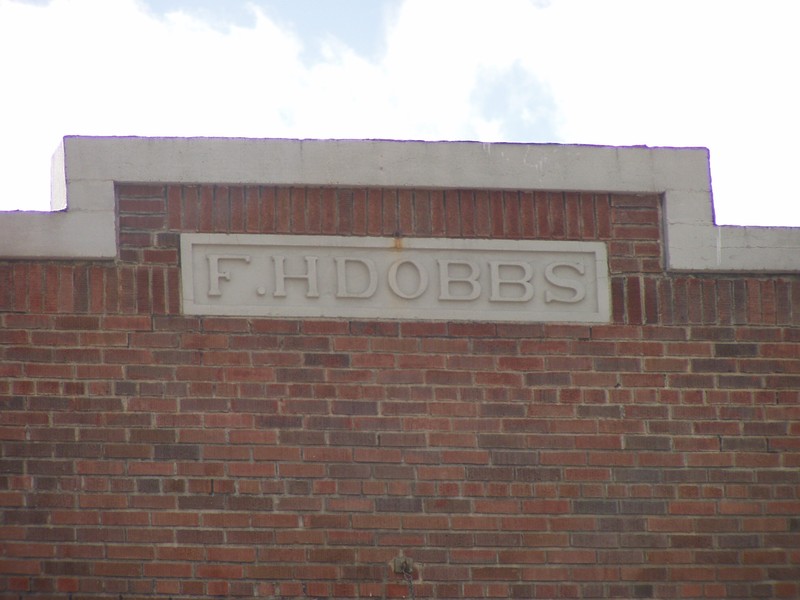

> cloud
[1,0,552,212]
[471,63,558,142]
[513,0,800,223]
[1,0,798,225]
[381,0,800,224]
[1,0,306,209]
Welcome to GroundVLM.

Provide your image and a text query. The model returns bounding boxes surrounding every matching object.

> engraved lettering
[438,259,481,301]
[489,261,534,302]
[388,259,428,299]
[335,257,378,298]
[182,234,609,322]
[207,254,251,297]
[544,261,586,303]
[273,255,319,298]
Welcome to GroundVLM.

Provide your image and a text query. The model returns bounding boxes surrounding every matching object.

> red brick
[4,186,800,597]
[242,186,260,233]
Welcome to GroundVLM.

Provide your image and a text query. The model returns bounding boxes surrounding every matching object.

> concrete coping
[1,136,798,272]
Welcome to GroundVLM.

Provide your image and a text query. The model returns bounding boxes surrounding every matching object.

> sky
[0,0,798,226]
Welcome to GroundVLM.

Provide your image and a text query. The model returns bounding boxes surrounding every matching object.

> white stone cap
[0,135,798,271]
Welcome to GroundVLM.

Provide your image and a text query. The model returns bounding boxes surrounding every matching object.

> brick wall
[1,184,799,599]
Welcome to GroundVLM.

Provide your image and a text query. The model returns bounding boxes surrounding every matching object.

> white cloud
[0,0,798,225]
[515,0,800,224]
[0,0,306,210]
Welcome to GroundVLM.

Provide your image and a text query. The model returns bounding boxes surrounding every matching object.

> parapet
[2,136,798,271]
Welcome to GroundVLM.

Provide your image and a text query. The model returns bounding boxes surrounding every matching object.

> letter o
[388,259,429,299]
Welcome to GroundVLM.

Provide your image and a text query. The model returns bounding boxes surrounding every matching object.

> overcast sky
[1,0,798,225]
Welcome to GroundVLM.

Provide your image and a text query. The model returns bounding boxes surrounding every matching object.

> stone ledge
[1,136,797,271]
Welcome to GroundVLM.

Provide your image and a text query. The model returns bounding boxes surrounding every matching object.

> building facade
[1,138,799,598]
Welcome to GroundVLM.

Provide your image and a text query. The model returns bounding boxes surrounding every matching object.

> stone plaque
[180,234,610,323]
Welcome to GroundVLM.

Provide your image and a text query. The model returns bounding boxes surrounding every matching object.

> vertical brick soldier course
[1,139,799,599]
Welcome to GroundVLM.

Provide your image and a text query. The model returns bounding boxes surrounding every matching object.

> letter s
[544,262,586,304]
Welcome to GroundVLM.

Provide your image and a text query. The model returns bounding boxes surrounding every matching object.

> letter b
[489,261,534,302]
